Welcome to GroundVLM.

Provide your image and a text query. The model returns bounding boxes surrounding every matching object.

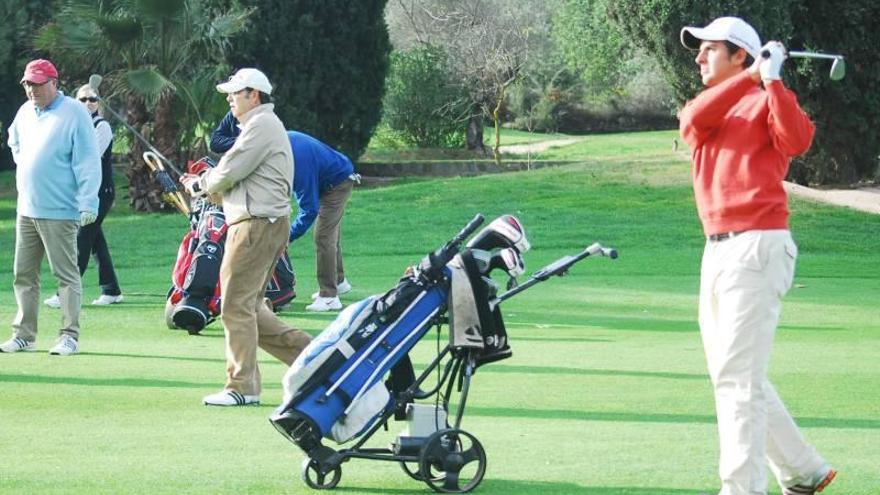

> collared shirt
[7,90,101,219]
[200,103,293,225]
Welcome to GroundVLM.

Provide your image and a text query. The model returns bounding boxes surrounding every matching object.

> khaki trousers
[699,230,826,495]
[315,179,353,297]
[13,216,81,341]
[220,217,311,395]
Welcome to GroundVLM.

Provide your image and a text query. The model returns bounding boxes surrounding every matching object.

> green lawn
[0,132,877,495]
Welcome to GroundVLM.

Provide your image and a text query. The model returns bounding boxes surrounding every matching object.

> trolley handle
[490,242,617,308]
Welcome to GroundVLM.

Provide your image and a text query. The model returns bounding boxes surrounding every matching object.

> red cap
[21,59,58,84]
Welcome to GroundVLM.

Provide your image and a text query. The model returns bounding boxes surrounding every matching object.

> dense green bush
[228,0,391,159]
[381,45,467,148]
[609,0,880,185]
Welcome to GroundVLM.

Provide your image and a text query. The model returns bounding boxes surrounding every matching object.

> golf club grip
[761,50,770,58]
[452,214,485,246]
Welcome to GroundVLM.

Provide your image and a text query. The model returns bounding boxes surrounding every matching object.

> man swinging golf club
[179,68,311,406]
[678,17,836,495]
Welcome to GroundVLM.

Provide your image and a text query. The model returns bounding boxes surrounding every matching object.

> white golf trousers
[699,230,826,495]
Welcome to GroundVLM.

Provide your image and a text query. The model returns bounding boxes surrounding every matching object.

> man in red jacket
[678,17,836,495]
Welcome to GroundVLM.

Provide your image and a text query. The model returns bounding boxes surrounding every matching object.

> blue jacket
[208,111,240,154]
[7,91,101,219]
[287,131,354,241]
[209,112,354,241]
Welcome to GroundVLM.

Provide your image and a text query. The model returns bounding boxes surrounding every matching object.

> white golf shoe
[306,296,343,312]
[44,294,61,309]
[48,334,79,356]
[92,294,124,305]
[0,337,37,353]
[203,390,260,406]
[311,279,352,300]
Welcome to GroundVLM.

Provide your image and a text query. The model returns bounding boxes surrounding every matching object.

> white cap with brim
[680,16,761,59]
[216,68,273,94]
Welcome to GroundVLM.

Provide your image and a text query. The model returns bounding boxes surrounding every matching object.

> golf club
[760,50,846,81]
[88,74,184,175]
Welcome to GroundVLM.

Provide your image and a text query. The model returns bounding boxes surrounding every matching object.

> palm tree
[36,0,250,211]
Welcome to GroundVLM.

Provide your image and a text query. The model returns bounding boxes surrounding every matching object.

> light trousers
[699,230,826,495]
[12,216,81,341]
[220,217,312,395]
[315,179,353,297]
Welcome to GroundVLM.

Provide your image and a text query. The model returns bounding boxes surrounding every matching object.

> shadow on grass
[0,372,285,390]
[509,336,615,343]
[338,480,709,494]
[480,480,710,494]
[483,364,706,381]
[466,406,880,429]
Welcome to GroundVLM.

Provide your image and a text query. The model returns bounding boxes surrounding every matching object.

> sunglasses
[79,97,99,103]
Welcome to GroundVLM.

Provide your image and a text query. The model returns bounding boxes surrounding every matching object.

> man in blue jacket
[210,114,358,312]
[1,59,101,356]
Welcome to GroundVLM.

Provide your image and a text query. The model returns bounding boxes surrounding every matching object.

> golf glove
[80,210,97,226]
[760,41,786,81]
[180,174,207,198]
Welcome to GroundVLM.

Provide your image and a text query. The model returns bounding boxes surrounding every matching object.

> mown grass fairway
[0,133,877,494]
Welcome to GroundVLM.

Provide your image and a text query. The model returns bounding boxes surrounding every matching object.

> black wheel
[418,429,487,493]
[301,458,341,490]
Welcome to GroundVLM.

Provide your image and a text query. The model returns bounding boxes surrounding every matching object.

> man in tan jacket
[181,68,311,406]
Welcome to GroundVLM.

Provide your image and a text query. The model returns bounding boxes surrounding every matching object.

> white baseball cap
[680,16,761,59]
[216,68,273,94]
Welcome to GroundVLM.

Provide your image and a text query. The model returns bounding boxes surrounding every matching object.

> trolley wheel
[418,429,487,493]
[301,458,342,490]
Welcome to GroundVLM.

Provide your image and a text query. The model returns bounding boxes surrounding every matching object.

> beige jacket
[201,104,293,225]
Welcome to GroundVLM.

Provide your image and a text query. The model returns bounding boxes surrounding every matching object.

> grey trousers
[315,179,353,297]
[13,216,81,341]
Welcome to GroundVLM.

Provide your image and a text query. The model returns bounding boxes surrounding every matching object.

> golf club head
[829,57,846,81]
[88,74,103,93]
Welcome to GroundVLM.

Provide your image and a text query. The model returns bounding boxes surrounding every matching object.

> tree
[387,0,548,160]
[228,0,391,160]
[0,0,53,170]
[609,0,880,184]
[382,45,468,147]
[36,0,250,211]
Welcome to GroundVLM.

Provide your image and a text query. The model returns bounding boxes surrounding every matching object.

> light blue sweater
[7,91,101,220]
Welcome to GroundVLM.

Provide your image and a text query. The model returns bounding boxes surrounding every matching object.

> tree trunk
[465,114,486,155]
[125,94,172,212]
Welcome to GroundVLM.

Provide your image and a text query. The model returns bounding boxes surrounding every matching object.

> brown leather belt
[707,231,745,242]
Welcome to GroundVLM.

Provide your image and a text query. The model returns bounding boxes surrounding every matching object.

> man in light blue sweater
[0,59,101,356]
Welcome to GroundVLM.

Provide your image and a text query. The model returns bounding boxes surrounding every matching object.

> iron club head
[761,50,846,81]
[829,57,846,81]
[88,74,103,93]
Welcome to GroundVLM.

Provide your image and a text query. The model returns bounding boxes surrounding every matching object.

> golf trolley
[270,214,616,493]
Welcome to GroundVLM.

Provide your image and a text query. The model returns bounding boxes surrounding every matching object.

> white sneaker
[310,279,352,300]
[0,337,36,353]
[203,389,260,406]
[48,334,79,356]
[44,294,61,309]
[305,296,342,312]
[92,294,124,305]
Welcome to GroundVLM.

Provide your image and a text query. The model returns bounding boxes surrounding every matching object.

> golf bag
[165,158,296,335]
[269,214,616,493]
